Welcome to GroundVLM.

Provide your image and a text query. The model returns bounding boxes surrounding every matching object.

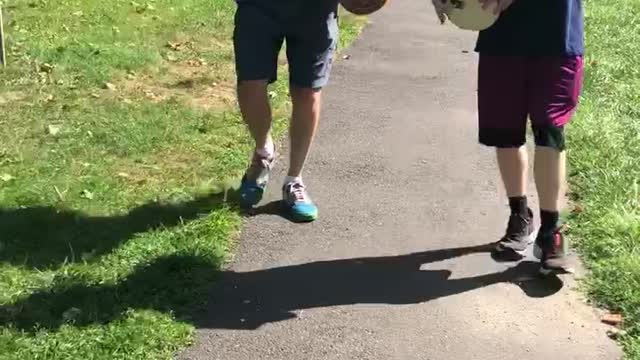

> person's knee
[533,125,566,152]
[238,80,269,94]
[290,86,322,107]
[237,80,269,104]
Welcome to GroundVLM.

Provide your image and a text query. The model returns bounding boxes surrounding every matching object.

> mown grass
[568,0,640,357]
[0,1,366,358]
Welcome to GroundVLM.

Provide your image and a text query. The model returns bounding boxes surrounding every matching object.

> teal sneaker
[282,181,318,222]
[239,151,275,208]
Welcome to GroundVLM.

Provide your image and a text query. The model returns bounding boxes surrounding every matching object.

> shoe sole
[534,243,571,275]
[283,203,318,223]
[291,213,318,223]
[539,265,571,276]
[491,234,535,262]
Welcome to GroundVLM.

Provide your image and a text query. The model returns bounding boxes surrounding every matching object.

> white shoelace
[288,182,308,202]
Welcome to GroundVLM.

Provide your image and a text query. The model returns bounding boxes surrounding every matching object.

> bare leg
[492,146,533,259]
[534,146,569,272]
[534,146,566,212]
[496,146,528,197]
[237,80,274,152]
[288,86,322,178]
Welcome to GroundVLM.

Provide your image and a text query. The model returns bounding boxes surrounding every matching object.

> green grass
[568,0,640,358]
[0,1,366,358]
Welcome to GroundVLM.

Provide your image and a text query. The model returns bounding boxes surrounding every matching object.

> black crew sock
[508,196,529,218]
[540,210,560,232]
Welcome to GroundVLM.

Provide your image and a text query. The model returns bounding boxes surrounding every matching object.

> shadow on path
[200,243,563,330]
[1,236,563,333]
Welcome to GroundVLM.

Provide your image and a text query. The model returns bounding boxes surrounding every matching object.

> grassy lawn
[0,1,365,359]
[568,0,640,357]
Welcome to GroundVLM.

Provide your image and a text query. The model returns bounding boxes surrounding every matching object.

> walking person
[233,0,340,222]
[434,0,585,273]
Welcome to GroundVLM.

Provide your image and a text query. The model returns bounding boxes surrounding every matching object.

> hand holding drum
[340,0,389,16]
[432,0,502,31]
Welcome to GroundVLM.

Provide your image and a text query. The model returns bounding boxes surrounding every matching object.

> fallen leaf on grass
[143,90,164,102]
[601,313,623,327]
[39,63,55,73]
[186,58,207,67]
[135,3,155,13]
[47,124,63,136]
[175,79,195,88]
[54,186,66,202]
[80,190,94,200]
[167,41,185,51]
[0,174,16,182]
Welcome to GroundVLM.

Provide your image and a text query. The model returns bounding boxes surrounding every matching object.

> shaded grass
[0,1,367,358]
[568,0,640,357]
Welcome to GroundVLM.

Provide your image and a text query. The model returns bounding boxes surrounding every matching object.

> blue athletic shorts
[233,2,339,89]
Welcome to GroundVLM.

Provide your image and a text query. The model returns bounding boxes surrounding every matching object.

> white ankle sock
[284,176,303,186]
[256,138,275,159]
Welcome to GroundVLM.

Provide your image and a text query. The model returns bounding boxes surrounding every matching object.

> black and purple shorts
[477,55,584,151]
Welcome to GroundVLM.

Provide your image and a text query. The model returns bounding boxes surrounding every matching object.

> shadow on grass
[0,188,241,269]
[0,242,564,332]
[0,254,223,331]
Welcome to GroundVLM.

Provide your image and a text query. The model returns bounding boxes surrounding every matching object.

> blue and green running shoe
[239,152,275,208]
[282,181,318,222]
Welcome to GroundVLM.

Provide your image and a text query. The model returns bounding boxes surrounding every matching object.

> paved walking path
[181,1,621,359]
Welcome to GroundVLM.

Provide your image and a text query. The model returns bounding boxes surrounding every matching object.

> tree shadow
[0,255,221,331]
[0,188,240,269]
[0,242,564,333]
